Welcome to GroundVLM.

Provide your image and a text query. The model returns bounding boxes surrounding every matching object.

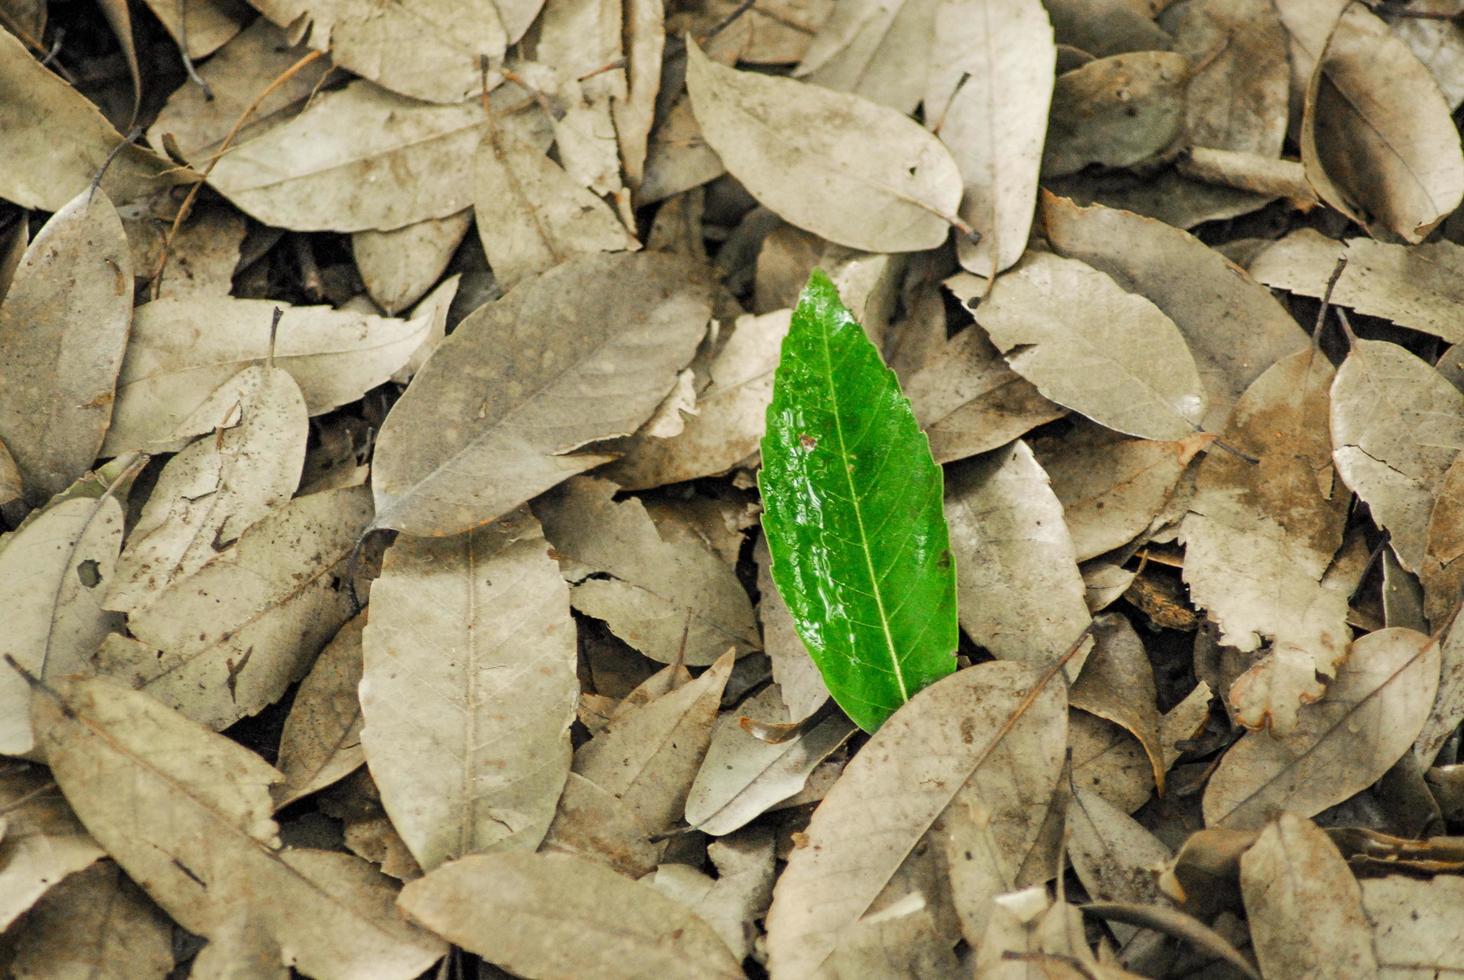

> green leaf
[759,270,958,732]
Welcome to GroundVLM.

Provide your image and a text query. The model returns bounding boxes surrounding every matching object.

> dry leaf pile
[3,0,1464,976]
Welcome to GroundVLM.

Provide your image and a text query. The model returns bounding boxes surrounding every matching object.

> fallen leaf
[1239,813,1379,979]
[1070,613,1166,792]
[138,0,249,60]
[764,660,1066,978]
[1181,348,1350,732]
[1043,52,1191,178]
[973,886,1098,980]
[974,251,1206,441]
[398,852,743,978]
[540,772,665,877]
[1080,901,1260,980]
[1416,614,1464,765]
[536,477,757,665]
[0,189,131,503]
[0,762,103,931]
[360,507,577,869]
[794,0,935,113]
[95,486,373,731]
[1203,628,1441,828]
[945,440,1092,675]
[1360,874,1464,976]
[372,252,714,536]
[273,613,366,810]
[1330,338,1464,572]
[107,365,308,612]
[1044,0,1170,56]
[650,828,775,961]
[353,212,472,315]
[685,39,962,252]
[1067,788,1170,945]
[752,534,829,723]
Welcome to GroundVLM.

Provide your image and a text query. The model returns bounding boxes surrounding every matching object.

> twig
[177,0,214,101]
[1312,253,1349,345]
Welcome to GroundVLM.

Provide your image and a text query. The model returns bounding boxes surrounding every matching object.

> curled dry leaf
[1181,348,1350,733]
[0,189,131,504]
[34,675,446,979]
[1239,814,1379,979]
[1204,628,1441,828]
[974,251,1206,441]
[95,486,373,732]
[1300,3,1464,243]
[944,441,1093,675]
[107,365,308,613]
[354,212,472,316]
[684,39,962,252]
[360,507,577,870]
[795,0,936,114]
[536,477,759,666]
[208,80,550,233]
[1043,52,1191,178]
[372,253,714,537]
[765,660,1066,978]
[398,852,743,979]
[0,496,123,757]
[1069,613,1166,792]
[0,763,104,931]
[273,614,366,810]
[1249,229,1464,345]
[105,296,430,455]
[1041,194,1309,432]
[1330,339,1464,572]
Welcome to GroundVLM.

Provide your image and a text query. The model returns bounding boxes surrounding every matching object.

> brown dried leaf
[973,886,1098,980]
[752,534,829,722]
[1067,787,1170,946]
[1070,613,1166,792]
[795,0,936,114]
[0,189,130,504]
[540,771,665,877]
[360,508,577,869]
[1361,874,1464,975]
[0,763,103,931]
[353,212,472,316]
[273,614,366,810]
[649,829,775,961]
[1043,52,1190,178]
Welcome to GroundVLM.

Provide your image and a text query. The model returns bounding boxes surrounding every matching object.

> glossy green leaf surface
[759,270,958,732]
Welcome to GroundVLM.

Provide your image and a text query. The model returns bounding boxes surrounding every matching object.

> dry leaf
[573,650,734,834]
[753,534,829,722]
[96,486,372,731]
[353,212,472,315]
[1182,348,1349,733]
[1067,788,1170,945]
[650,829,775,960]
[1299,3,1464,243]
[973,886,1098,980]
[795,0,936,113]
[273,614,366,810]
[973,251,1206,441]
[1043,52,1190,178]
[536,477,759,665]
[0,495,123,758]
[1330,338,1464,572]
[684,39,961,252]
[104,296,431,455]
[1239,813,1379,979]
[1421,455,1464,629]
[125,206,247,301]
[398,852,743,978]
[34,675,446,978]
[945,441,1093,674]
[1070,613,1166,792]
[930,0,1055,278]
[107,365,308,612]
[1360,874,1464,976]
[765,660,1066,978]
[641,96,728,205]
[359,507,577,869]
[0,189,131,504]
[613,0,666,191]
[0,762,103,931]
[540,771,665,877]
[1203,628,1441,828]
[138,0,248,60]
[1041,194,1309,432]
[371,253,713,537]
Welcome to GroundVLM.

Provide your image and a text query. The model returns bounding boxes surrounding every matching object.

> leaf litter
[3,0,1464,976]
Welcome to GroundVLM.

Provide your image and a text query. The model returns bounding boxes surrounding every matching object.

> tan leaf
[1421,455,1464,629]
[359,508,577,869]
[1240,814,1378,979]
[0,496,124,757]
[752,534,829,722]
[930,0,1055,278]
[372,253,713,537]
[641,96,728,205]
[765,661,1066,978]
[104,296,431,455]
[472,126,639,290]
[945,441,1093,674]
[1165,0,1289,158]
[649,829,775,961]
[1043,52,1190,178]
[1299,3,1464,242]
[398,852,743,978]
[1071,710,1156,815]
[208,80,550,232]
[353,212,472,315]
[0,29,174,210]
[1070,613,1166,792]
[1250,230,1464,345]
[1361,875,1464,975]
[0,189,131,503]
[1330,339,1464,571]
[1417,614,1464,765]
[612,0,665,190]
[973,886,1097,980]
[125,206,247,301]
[273,614,366,810]
[794,0,938,114]
[0,763,103,931]
[540,771,665,877]
[137,0,248,59]
[1045,0,1170,56]
[1182,349,1350,732]
[34,676,445,978]
[536,477,759,665]
[1067,788,1170,945]
[573,649,734,834]
[6,860,174,980]
[684,38,962,252]
[1203,628,1441,828]
[95,487,372,731]
[973,252,1206,441]
[1042,194,1309,432]
[107,365,308,613]
[685,685,854,835]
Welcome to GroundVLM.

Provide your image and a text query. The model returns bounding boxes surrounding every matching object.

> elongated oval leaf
[759,270,957,732]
